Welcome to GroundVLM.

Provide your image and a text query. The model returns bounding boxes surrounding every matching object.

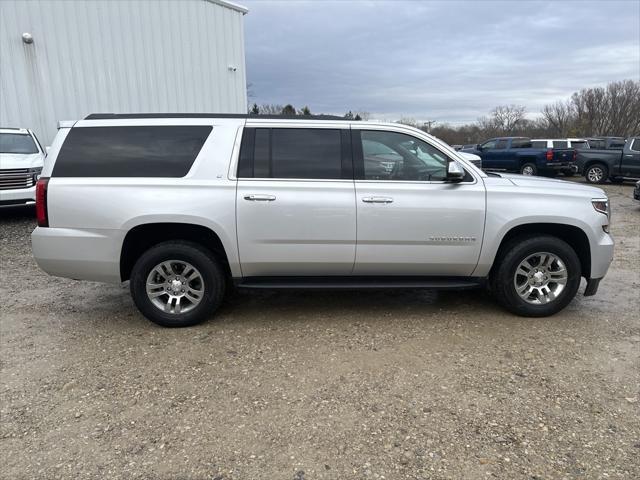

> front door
[352,128,486,276]
[621,138,640,178]
[236,126,356,276]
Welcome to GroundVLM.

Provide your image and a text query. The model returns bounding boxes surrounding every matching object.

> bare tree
[490,105,527,134]
[541,100,574,137]
[259,104,285,115]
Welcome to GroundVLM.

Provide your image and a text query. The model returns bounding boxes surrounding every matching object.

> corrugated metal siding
[0,0,247,145]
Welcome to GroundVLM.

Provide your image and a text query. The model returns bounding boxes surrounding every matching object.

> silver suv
[32,114,614,327]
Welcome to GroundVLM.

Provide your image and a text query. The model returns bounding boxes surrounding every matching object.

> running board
[236,276,485,290]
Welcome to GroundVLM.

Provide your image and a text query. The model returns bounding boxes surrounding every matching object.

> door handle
[244,194,276,201]
[362,196,394,204]
[624,154,633,157]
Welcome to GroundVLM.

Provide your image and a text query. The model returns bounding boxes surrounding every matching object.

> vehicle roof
[0,127,30,134]
[85,113,347,121]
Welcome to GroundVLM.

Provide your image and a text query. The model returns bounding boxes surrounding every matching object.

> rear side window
[511,138,532,148]
[496,139,509,149]
[552,140,568,148]
[530,141,547,149]
[631,139,640,152]
[53,126,212,177]
[238,128,351,179]
[571,141,589,149]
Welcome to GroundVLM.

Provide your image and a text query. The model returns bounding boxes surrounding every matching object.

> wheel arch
[120,222,235,282]
[488,223,591,280]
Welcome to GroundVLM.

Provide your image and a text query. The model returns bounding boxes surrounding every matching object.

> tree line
[402,79,640,145]
[248,103,369,121]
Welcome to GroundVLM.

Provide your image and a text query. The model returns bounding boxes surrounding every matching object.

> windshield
[0,133,38,154]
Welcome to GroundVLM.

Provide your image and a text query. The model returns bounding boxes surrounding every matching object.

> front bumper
[0,186,36,206]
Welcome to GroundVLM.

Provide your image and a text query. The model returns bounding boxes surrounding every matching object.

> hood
[0,153,44,170]
[496,173,606,197]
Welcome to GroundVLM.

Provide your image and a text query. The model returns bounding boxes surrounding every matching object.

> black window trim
[237,126,354,181]
[352,128,476,184]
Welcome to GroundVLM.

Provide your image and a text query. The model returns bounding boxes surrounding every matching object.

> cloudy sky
[242,0,640,124]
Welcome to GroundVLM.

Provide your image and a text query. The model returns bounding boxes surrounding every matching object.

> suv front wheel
[491,236,581,317]
[130,241,226,327]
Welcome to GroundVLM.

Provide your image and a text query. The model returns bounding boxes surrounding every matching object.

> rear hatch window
[53,126,212,177]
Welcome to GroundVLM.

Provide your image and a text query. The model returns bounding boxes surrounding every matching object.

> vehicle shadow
[0,205,35,222]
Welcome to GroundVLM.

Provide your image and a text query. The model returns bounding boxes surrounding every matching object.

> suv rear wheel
[130,241,226,327]
[491,236,581,317]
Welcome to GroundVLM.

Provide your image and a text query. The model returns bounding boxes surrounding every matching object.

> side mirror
[476,144,482,151]
[446,160,465,182]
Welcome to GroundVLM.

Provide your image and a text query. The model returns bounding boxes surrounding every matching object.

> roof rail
[84,113,347,121]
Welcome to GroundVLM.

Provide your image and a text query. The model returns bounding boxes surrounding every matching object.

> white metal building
[0,0,248,145]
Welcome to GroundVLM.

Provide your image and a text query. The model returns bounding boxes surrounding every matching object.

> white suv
[0,128,45,207]
[32,114,614,327]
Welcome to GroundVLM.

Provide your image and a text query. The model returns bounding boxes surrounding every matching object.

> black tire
[520,162,537,176]
[491,235,581,317]
[585,163,608,184]
[130,241,226,327]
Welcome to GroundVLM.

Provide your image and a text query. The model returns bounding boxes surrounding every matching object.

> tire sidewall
[130,242,224,327]
[495,237,581,317]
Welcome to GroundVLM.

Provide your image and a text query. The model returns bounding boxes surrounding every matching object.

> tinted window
[609,140,625,149]
[588,139,604,149]
[481,140,497,149]
[54,126,211,177]
[0,133,38,154]
[360,130,449,181]
[271,129,342,179]
[552,140,568,148]
[631,139,640,152]
[531,141,547,149]
[238,128,345,179]
[496,139,509,149]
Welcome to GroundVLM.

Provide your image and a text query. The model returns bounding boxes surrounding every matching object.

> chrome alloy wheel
[587,166,604,183]
[145,260,204,314]
[521,165,535,175]
[513,252,568,305]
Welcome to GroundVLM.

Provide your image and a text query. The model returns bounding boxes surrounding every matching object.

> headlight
[592,198,609,217]
[28,167,43,182]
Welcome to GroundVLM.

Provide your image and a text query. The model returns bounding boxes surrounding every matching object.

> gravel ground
[1,180,639,480]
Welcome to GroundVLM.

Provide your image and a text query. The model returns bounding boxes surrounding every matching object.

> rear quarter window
[52,126,212,177]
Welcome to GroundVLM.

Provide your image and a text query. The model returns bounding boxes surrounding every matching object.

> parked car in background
[634,180,640,203]
[32,114,613,327]
[531,138,590,176]
[462,137,575,176]
[577,137,640,184]
[587,137,626,150]
[452,145,463,151]
[458,151,482,169]
[0,128,45,207]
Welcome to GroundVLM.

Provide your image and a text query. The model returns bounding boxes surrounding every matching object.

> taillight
[572,150,577,162]
[36,178,49,227]
[546,149,553,161]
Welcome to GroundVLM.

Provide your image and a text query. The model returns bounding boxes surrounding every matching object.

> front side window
[0,133,38,154]
[481,139,497,150]
[360,130,449,181]
[631,139,640,152]
[238,128,345,179]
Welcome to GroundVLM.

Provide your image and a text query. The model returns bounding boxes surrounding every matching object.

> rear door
[352,126,485,276]
[235,124,356,276]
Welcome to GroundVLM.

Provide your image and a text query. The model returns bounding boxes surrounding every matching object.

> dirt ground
[1,180,639,480]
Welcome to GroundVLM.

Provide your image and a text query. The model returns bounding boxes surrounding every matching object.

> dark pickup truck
[462,137,575,176]
[578,137,640,183]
